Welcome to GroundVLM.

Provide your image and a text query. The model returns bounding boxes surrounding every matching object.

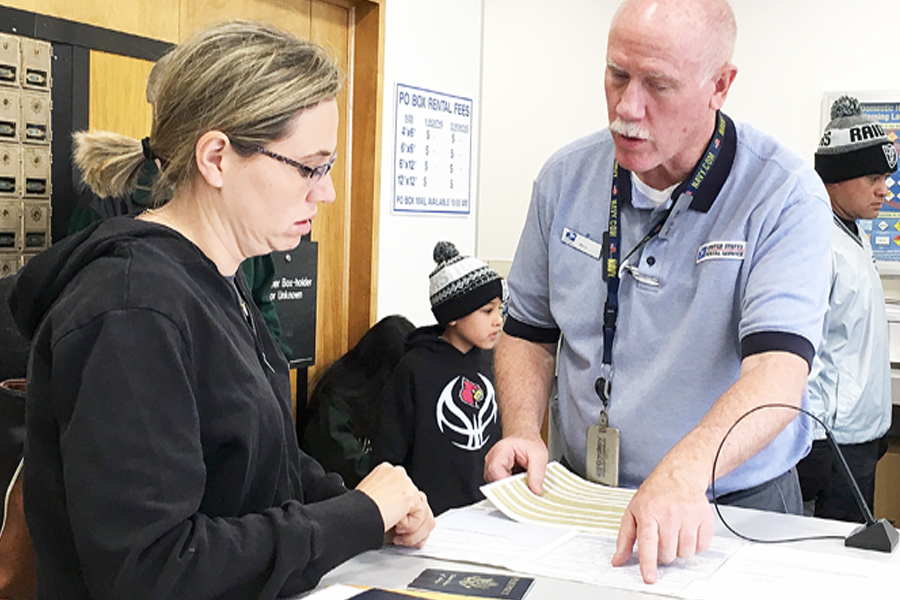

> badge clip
[587,375,619,486]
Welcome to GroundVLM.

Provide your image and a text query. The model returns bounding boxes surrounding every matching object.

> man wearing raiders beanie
[797,95,897,522]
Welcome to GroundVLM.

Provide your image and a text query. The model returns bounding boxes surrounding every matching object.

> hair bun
[433,240,459,264]
[831,95,862,120]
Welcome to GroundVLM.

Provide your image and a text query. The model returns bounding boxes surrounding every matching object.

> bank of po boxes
[0,32,52,277]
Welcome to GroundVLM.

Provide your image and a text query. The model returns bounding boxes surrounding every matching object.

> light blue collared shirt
[504,114,832,495]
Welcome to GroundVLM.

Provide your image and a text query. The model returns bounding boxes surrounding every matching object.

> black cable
[710,402,845,544]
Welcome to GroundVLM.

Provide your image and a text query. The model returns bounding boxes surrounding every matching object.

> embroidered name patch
[696,241,746,263]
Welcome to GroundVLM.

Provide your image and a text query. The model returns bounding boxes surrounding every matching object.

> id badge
[586,425,619,487]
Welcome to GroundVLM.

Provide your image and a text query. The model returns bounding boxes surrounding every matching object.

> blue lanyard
[598,112,728,403]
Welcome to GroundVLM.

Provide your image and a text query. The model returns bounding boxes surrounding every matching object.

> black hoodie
[10,217,383,600]
[371,325,501,516]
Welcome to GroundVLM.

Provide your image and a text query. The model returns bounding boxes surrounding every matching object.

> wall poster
[392,83,473,215]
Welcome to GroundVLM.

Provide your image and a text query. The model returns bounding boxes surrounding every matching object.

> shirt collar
[682,112,737,213]
[618,111,737,214]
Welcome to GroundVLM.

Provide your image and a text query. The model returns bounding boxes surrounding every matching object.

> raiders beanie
[429,240,505,326]
[815,95,898,184]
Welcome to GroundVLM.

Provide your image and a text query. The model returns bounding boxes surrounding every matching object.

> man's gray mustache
[609,119,654,141]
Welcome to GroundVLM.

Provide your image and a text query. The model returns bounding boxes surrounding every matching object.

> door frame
[0,1,386,408]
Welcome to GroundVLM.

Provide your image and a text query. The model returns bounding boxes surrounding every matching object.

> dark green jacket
[67,160,290,359]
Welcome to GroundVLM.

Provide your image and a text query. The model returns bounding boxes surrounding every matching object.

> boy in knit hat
[797,95,897,521]
[371,241,507,515]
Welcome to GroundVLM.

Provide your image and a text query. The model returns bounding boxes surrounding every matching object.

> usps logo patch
[697,241,746,263]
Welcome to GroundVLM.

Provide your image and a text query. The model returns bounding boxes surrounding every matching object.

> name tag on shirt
[562,227,602,260]
[696,240,746,263]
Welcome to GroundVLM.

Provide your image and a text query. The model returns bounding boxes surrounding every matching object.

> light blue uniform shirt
[505,114,832,495]
[807,218,891,444]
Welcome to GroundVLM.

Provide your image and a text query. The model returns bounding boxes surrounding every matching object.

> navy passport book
[408,568,535,600]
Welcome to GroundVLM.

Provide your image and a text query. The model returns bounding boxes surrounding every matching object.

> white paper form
[525,530,742,597]
[299,584,364,600]
[399,464,744,598]
[476,463,743,594]
[682,542,896,599]
[391,502,578,570]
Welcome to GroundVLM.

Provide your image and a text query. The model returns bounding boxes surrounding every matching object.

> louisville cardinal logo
[435,373,497,451]
[459,377,484,407]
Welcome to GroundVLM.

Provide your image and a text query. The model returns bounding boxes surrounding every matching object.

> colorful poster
[859,101,900,261]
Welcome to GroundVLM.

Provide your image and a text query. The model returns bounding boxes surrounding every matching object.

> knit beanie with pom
[428,240,506,326]
[815,95,898,184]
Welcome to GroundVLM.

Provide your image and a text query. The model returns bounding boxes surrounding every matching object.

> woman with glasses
[10,20,433,600]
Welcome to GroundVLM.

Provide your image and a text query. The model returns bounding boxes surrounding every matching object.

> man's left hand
[610,467,714,584]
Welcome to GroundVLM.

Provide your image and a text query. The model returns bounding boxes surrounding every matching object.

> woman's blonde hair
[74,20,341,202]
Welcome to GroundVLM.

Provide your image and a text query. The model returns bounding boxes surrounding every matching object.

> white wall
[477,0,900,263]
[375,0,484,325]
[478,0,617,263]
[727,1,899,165]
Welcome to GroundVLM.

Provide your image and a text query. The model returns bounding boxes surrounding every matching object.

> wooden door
[26,0,383,411]
[181,0,384,400]
[88,52,154,137]
[2,0,180,41]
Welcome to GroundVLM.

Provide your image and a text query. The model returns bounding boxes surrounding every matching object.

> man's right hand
[483,434,549,495]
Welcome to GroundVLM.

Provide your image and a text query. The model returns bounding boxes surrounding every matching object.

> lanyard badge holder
[586,113,727,488]
[586,162,624,488]
[586,366,620,486]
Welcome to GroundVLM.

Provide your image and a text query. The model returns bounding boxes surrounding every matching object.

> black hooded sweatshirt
[371,325,501,516]
[9,217,383,600]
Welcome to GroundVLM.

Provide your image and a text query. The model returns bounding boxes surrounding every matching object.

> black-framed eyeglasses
[255,146,337,181]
